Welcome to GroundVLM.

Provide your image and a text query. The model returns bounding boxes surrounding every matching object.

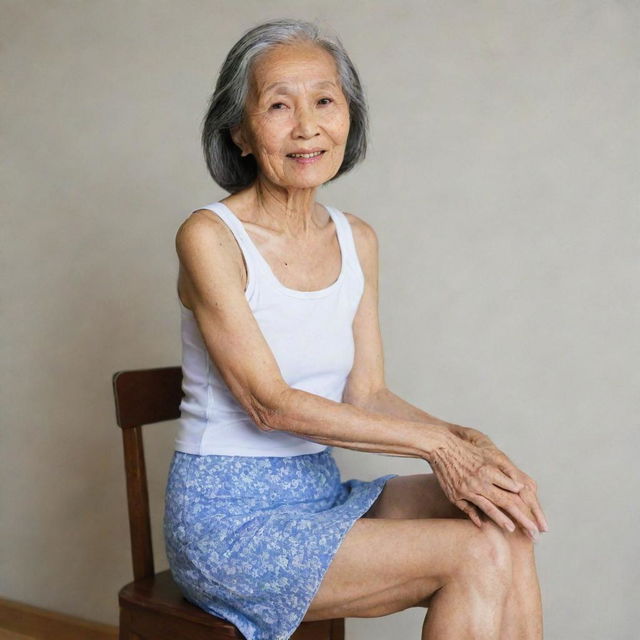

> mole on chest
[268,253,341,291]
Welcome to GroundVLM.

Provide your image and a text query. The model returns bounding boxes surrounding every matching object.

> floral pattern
[163,448,398,640]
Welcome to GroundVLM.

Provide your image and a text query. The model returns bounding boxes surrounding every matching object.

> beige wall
[2,1,638,637]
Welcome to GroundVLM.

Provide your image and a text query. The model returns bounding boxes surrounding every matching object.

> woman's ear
[230,125,251,157]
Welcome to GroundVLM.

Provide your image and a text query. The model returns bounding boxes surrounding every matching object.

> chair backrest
[112,366,183,581]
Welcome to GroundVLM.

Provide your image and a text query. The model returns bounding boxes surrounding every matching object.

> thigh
[362,472,466,520]
[302,516,504,621]
[361,474,537,608]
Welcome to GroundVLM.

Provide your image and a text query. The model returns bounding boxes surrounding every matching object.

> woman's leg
[303,516,512,639]
[498,526,543,640]
[366,473,543,640]
[419,519,512,639]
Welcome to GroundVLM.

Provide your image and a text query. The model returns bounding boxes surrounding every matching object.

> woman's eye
[318,97,333,105]
[270,102,286,110]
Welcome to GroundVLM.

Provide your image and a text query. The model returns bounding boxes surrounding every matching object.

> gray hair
[201,18,369,193]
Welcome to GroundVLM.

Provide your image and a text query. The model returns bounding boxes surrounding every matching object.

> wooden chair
[113,366,345,640]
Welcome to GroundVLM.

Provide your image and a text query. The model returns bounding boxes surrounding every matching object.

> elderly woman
[163,17,548,640]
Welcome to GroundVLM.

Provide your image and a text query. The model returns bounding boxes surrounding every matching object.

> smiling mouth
[286,150,326,158]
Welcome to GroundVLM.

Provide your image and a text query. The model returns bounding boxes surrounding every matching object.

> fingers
[519,485,550,532]
[467,494,517,532]
[490,468,525,493]
[531,501,549,532]
[499,465,550,533]
[487,486,542,534]
[471,450,523,494]
[455,499,484,528]
[467,491,540,542]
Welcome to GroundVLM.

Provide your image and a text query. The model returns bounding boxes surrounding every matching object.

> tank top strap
[196,202,261,299]
[324,205,365,284]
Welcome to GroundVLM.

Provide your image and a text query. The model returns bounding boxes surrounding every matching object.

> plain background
[2,1,638,638]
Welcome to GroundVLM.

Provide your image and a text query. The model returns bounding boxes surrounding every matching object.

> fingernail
[507,522,516,532]
[529,529,540,542]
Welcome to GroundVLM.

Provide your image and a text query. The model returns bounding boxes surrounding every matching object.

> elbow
[342,383,385,410]
[250,383,293,432]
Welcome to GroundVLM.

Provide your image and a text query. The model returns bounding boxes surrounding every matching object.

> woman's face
[232,42,351,191]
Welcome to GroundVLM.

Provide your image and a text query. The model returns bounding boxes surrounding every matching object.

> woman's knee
[457,521,513,590]
[411,522,514,609]
[506,524,536,555]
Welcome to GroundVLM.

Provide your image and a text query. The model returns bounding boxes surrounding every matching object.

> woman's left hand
[449,424,549,534]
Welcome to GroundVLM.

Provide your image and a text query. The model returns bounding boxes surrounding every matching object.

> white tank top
[174,201,365,456]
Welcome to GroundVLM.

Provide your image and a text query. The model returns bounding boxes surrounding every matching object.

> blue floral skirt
[163,447,398,640]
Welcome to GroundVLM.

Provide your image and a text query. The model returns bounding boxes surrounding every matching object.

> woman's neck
[229,178,325,238]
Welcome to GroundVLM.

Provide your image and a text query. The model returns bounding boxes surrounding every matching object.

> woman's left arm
[343,212,548,533]
[351,386,495,449]
[357,387,549,532]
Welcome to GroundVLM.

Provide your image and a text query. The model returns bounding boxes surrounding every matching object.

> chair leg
[330,618,345,640]
[118,609,128,640]
[119,628,143,640]
[119,607,144,640]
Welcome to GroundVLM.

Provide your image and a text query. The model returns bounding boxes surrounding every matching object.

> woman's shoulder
[341,210,378,251]
[176,208,238,246]
[174,209,248,286]
[340,210,379,273]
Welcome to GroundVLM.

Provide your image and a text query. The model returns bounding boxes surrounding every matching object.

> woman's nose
[292,106,319,138]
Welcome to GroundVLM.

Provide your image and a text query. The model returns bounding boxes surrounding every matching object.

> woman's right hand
[429,434,541,538]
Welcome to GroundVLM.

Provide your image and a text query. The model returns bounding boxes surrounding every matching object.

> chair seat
[119,569,239,630]
[118,569,338,640]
